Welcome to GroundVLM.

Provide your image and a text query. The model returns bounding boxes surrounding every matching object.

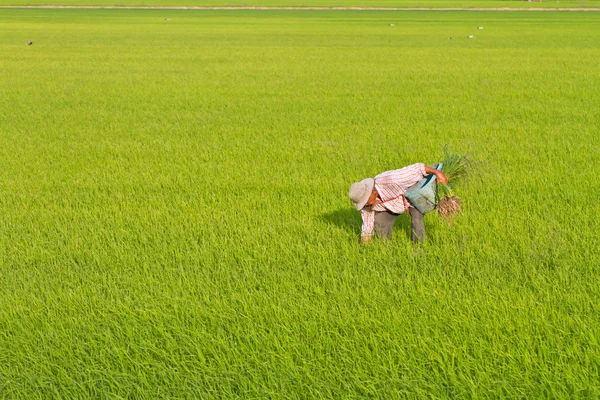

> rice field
[1,8,599,398]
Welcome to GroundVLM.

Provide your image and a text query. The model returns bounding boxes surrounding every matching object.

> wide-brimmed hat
[348,178,375,210]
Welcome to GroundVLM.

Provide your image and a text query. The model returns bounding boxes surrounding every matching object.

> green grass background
[1,9,599,398]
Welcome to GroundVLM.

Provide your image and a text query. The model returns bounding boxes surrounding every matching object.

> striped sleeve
[361,209,374,237]
[416,163,426,177]
[399,163,426,187]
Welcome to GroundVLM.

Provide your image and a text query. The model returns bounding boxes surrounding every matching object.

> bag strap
[377,193,411,214]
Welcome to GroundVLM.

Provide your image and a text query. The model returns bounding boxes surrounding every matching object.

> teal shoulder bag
[404,163,442,214]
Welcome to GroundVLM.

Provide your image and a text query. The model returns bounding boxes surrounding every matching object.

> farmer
[349,163,448,244]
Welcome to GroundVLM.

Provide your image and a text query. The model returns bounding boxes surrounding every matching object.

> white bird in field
[478,26,484,30]
[468,35,474,39]
[389,24,395,27]
[27,40,32,45]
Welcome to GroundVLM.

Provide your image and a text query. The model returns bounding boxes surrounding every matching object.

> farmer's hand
[435,170,449,185]
[360,235,372,245]
[424,165,449,185]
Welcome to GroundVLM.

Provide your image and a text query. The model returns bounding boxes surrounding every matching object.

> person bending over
[348,163,448,244]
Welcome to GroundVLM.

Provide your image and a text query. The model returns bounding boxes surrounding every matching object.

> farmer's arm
[424,165,448,185]
[360,209,375,244]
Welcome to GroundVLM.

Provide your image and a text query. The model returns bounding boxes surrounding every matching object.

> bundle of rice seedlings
[438,195,462,220]
[436,148,469,221]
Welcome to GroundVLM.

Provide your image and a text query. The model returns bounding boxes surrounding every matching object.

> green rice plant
[436,180,454,199]
[439,147,470,187]
[436,149,470,219]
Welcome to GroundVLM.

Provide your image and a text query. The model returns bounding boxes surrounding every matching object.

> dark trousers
[374,208,426,243]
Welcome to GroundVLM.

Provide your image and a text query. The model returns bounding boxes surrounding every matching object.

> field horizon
[2,0,600,8]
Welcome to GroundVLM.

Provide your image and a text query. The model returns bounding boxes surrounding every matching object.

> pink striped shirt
[361,163,426,236]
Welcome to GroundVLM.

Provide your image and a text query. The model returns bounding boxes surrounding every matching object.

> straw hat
[348,178,375,210]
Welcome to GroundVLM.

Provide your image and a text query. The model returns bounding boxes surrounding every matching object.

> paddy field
[1,8,599,398]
